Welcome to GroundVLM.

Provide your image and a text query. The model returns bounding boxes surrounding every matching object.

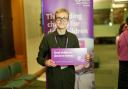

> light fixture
[109,22,113,26]
[114,0,128,2]
[124,8,127,11]
[113,0,128,3]
[112,3,125,8]
[111,8,114,12]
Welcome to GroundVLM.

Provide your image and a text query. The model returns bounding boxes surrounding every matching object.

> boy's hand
[84,53,92,68]
[45,59,56,67]
[85,53,92,61]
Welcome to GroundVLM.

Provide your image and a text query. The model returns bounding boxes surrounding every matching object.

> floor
[95,44,118,89]
[23,80,45,89]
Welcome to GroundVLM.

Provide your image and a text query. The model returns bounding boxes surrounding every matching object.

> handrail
[34,67,46,78]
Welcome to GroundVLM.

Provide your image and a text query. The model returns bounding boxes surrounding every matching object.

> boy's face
[55,12,69,30]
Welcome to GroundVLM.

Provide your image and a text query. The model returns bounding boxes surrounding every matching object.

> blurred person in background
[116,23,126,45]
[116,17,128,89]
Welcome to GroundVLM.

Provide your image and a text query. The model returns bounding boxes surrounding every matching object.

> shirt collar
[54,30,68,36]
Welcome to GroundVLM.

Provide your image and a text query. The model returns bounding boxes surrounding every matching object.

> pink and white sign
[51,48,87,66]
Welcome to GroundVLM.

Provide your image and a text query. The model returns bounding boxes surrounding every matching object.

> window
[94,9,110,25]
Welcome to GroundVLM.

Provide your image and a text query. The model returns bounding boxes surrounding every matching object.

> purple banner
[51,48,87,66]
[42,0,93,49]
[42,0,93,37]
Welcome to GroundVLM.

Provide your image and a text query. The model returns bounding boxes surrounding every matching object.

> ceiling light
[112,3,125,8]
[113,0,128,3]
[124,8,127,11]
[109,22,113,26]
[111,8,114,12]
[114,0,128,2]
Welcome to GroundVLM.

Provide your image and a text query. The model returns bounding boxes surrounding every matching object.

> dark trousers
[118,61,128,89]
[46,66,75,89]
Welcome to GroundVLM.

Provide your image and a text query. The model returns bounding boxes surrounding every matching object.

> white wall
[24,0,42,38]
[23,0,45,81]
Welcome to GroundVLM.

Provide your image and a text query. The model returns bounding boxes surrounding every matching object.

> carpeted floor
[23,80,45,89]
[95,44,118,89]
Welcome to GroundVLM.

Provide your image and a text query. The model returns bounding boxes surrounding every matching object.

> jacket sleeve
[37,35,49,66]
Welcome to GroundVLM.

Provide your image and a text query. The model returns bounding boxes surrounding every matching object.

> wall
[94,0,128,38]
[94,24,119,37]
[94,11,128,38]
[23,0,45,80]
[94,0,112,9]
[11,0,26,59]
[23,0,42,39]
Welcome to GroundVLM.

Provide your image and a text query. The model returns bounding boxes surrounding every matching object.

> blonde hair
[55,8,69,20]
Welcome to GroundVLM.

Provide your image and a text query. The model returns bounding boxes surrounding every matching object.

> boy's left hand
[84,53,92,68]
[85,53,92,61]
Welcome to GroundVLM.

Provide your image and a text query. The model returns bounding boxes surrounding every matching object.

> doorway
[0,0,15,61]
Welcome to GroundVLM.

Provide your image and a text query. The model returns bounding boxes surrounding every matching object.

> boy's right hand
[45,59,56,67]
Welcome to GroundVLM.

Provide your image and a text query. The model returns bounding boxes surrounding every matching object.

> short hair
[55,8,69,20]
